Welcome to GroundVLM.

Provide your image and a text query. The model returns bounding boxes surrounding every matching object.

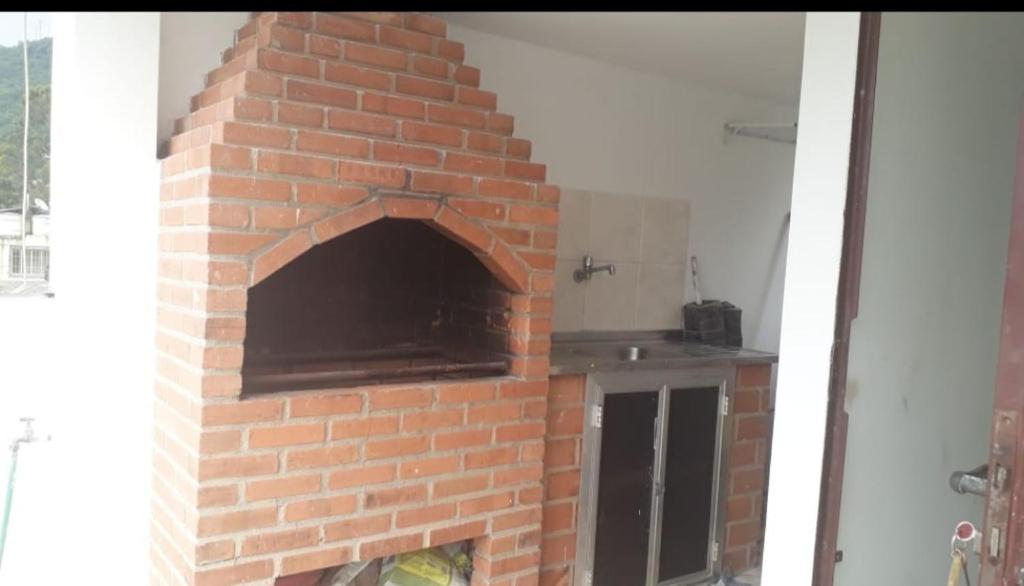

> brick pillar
[723,363,774,572]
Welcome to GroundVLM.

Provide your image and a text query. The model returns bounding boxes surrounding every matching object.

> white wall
[834,13,1024,585]
[157,12,247,145]
[0,12,160,583]
[447,23,798,351]
[760,13,861,586]
[0,13,260,583]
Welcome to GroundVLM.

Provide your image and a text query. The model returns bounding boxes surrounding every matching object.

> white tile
[636,263,686,329]
[583,260,639,330]
[589,191,643,262]
[553,258,585,332]
[641,197,691,264]
[555,188,591,260]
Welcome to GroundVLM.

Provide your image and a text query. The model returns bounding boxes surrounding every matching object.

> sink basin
[548,331,778,375]
[549,338,746,365]
[618,346,650,361]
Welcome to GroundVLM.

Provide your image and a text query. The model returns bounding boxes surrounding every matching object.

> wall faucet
[2,418,51,570]
[573,255,616,283]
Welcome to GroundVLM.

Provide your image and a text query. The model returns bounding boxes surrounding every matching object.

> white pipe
[19,12,30,287]
[690,255,703,305]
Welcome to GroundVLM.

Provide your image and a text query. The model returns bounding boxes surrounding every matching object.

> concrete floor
[734,567,761,586]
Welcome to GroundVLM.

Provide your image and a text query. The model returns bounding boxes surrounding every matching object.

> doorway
[818,12,1024,586]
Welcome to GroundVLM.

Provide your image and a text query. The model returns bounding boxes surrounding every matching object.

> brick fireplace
[154,11,558,585]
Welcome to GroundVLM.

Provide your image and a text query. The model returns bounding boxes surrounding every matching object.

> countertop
[549,330,778,376]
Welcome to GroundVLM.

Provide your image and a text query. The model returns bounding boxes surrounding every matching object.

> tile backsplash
[554,188,691,332]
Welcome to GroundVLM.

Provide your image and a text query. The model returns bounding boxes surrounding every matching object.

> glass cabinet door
[592,391,660,586]
[656,386,722,584]
[581,370,731,586]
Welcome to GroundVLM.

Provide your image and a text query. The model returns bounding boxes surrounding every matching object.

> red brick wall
[538,364,774,586]
[153,12,558,586]
[184,378,550,585]
[538,376,585,586]
[724,363,774,570]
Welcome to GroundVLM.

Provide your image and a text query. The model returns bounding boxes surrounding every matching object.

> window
[8,246,47,278]
[0,12,51,296]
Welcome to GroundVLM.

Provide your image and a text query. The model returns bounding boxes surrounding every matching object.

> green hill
[0,37,51,210]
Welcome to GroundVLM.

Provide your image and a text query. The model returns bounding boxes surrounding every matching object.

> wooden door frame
[811,11,881,586]
[977,91,1024,586]
[813,13,1024,584]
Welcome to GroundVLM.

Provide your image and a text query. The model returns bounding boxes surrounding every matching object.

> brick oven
[154,12,558,585]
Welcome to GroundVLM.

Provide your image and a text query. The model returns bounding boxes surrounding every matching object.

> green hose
[0,443,20,572]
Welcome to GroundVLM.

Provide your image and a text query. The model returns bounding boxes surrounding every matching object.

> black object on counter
[683,300,743,348]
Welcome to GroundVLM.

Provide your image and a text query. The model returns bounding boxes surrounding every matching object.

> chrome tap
[573,255,616,283]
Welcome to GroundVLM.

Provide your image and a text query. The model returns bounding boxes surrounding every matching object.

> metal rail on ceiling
[723,122,798,145]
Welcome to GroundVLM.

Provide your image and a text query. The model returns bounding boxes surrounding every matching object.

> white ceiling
[441,12,805,106]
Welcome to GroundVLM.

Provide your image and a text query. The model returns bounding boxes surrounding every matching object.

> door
[577,369,733,586]
[813,13,1024,586]
[978,112,1024,586]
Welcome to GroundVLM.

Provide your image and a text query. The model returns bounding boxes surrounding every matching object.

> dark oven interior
[242,218,512,395]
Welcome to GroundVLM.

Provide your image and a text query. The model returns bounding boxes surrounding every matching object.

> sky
[0,12,51,47]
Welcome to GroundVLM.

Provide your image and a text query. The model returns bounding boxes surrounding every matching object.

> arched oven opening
[242,218,512,395]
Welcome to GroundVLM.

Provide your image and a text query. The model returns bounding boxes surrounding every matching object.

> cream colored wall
[554,188,691,331]
[447,23,798,350]
[156,12,248,144]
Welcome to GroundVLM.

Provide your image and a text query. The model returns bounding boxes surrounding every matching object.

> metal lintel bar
[243,360,509,393]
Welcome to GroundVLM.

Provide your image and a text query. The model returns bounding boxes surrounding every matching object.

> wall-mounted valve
[573,255,616,283]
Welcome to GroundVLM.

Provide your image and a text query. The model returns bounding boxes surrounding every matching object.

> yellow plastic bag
[379,547,468,586]
[947,550,967,586]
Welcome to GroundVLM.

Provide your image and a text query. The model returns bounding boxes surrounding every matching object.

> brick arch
[250,195,531,293]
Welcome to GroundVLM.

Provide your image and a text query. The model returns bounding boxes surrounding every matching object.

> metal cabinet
[575,368,734,586]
